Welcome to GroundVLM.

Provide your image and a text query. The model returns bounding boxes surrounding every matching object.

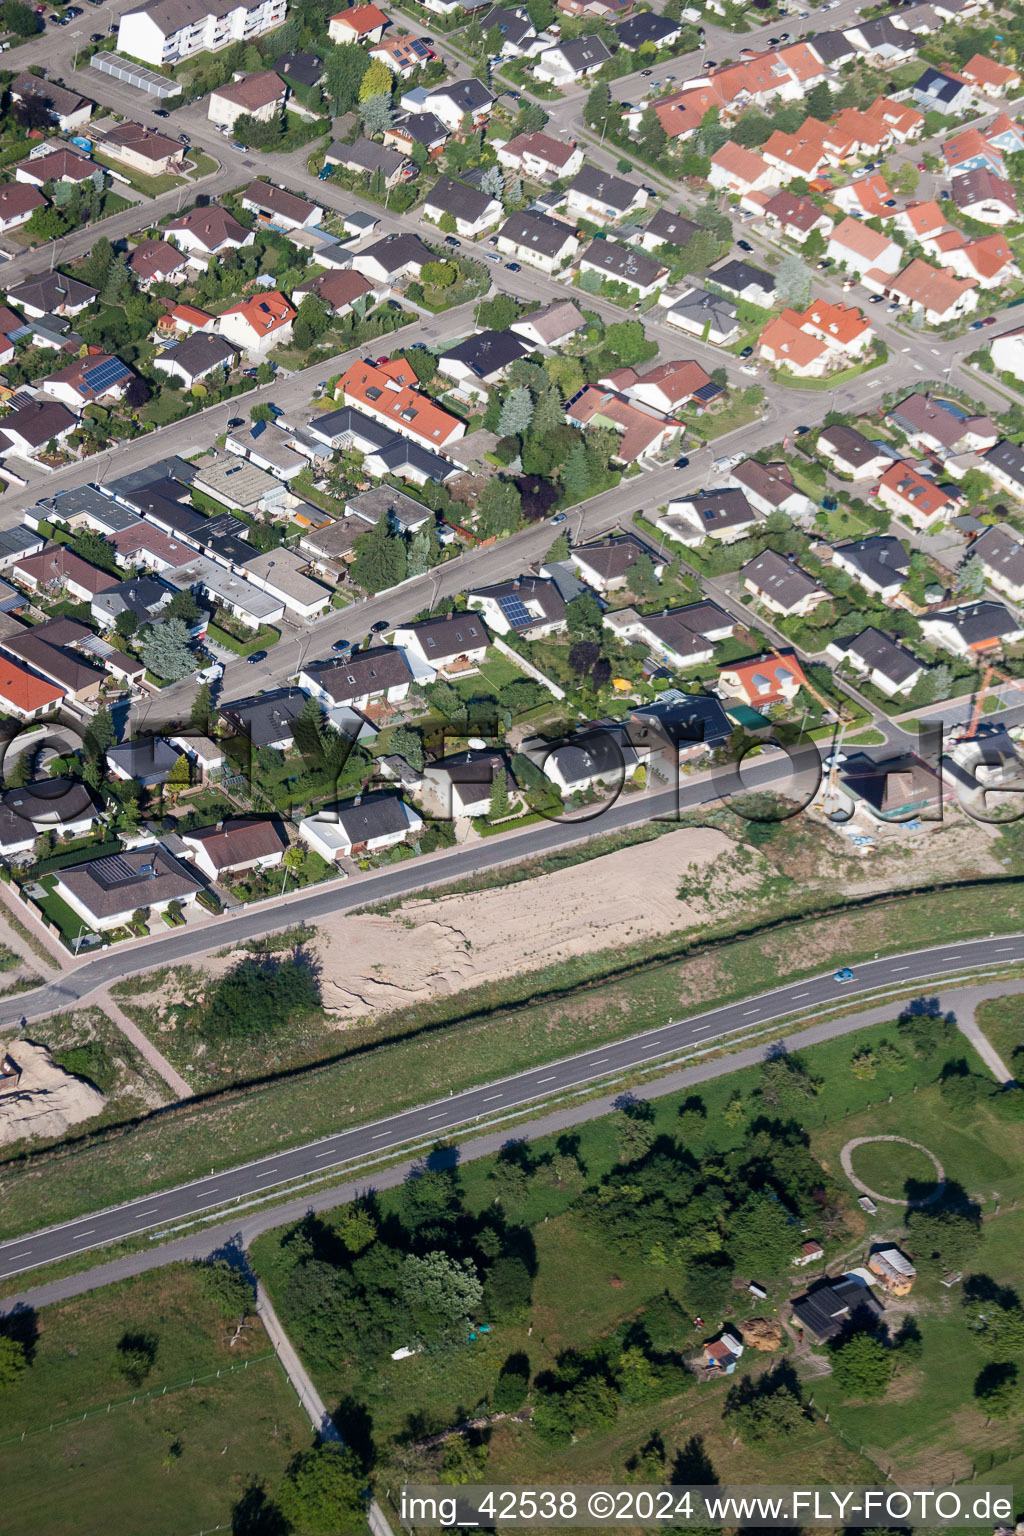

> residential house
[495,131,583,181]
[0,400,77,461]
[963,54,1021,95]
[879,462,956,530]
[55,844,202,931]
[889,393,998,456]
[299,647,414,712]
[298,796,422,860]
[106,737,181,786]
[326,138,414,186]
[337,357,465,450]
[911,65,973,114]
[827,216,903,278]
[832,536,910,600]
[577,240,667,300]
[392,613,490,680]
[833,172,893,219]
[570,534,661,593]
[952,168,1018,225]
[662,488,760,545]
[761,189,833,244]
[827,626,925,697]
[166,554,283,628]
[165,206,254,261]
[991,324,1024,381]
[942,126,1009,179]
[565,384,678,464]
[421,749,514,819]
[0,183,46,234]
[422,79,493,134]
[758,299,870,379]
[510,299,586,349]
[14,148,96,189]
[99,122,184,177]
[534,728,639,796]
[496,210,578,273]
[128,239,190,289]
[6,271,96,320]
[383,113,449,161]
[632,208,699,254]
[983,440,1024,503]
[708,142,779,197]
[732,459,815,520]
[617,9,679,48]
[839,749,949,822]
[478,5,547,56]
[887,259,978,324]
[533,35,611,85]
[216,291,296,355]
[0,779,100,859]
[153,331,239,387]
[663,287,739,346]
[817,424,892,480]
[241,181,322,231]
[10,73,91,132]
[709,259,776,307]
[968,523,1024,602]
[116,0,286,67]
[603,601,733,669]
[564,166,648,223]
[466,575,566,637]
[718,651,808,710]
[293,268,375,317]
[327,2,390,42]
[91,574,173,631]
[180,817,286,881]
[207,72,288,130]
[350,232,433,283]
[220,689,309,753]
[940,232,1017,289]
[437,329,527,400]
[920,600,1024,658]
[741,549,828,617]
[0,657,64,720]
[40,354,133,413]
[621,359,721,415]
[627,693,732,763]
[423,177,502,237]
[369,35,439,78]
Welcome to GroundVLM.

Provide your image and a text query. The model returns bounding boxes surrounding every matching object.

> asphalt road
[0,928,1019,1280]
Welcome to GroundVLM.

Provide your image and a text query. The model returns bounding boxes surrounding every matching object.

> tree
[585,80,612,131]
[84,705,115,761]
[566,590,603,643]
[360,93,394,136]
[351,511,408,594]
[639,107,667,160]
[975,1364,1022,1422]
[277,1446,366,1536]
[166,588,201,624]
[830,1330,893,1401]
[190,681,212,733]
[440,1434,488,1485]
[101,255,131,308]
[192,1258,254,1320]
[401,1250,483,1344]
[547,531,570,562]
[630,551,659,603]
[908,1202,982,1270]
[679,228,722,274]
[478,477,522,537]
[406,527,432,577]
[504,172,523,208]
[296,292,329,343]
[324,42,370,113]
[139,618,196,682]
[493,1352,530,1412]
[421,260,456,289]
[484,1253,531,1317]
[2,0,43,35]
[166,754,191,795]
[956,555,987,599]
[388,725,424,772]
[615,1103,655,1164]
[358,57,393,103]
[776,252,813,308]
[488,767,510,821]
[498,386,534,439]
[0,1335,26,1391]
[115,1330,158,1387]
[728,1193,795,1276]
[481,164,504,199]
[561,442,590,504]
[896,999,958,1058]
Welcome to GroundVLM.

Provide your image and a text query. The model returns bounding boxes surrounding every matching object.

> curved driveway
[0,930,1019,1282]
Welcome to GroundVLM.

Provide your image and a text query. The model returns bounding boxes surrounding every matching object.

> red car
[375,354,388,364]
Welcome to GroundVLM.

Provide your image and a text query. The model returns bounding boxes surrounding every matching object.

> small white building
[298,795,422,861]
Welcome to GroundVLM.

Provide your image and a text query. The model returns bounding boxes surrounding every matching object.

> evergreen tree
[562,442,590,503]
[489,765,510,820]
[406,527,432,576]
[498,386,533,438]
[190,681,212,733]
[351,511,408,593]
[478,477,522,536]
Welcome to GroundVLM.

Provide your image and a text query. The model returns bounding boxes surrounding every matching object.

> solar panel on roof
[83,357,129,394]
[694,382,722,403]
[497,595,532,628]
[92,853,138,886]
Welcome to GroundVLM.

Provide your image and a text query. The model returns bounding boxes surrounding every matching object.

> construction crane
[951,661,1024,743]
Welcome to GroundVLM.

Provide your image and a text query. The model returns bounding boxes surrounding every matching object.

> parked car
[89,31,103,40]
[551,512,567,524]
[737,238,753,252]
[869,294,885,303]
[226,417,244,428]
[675,455,690,468]
[983,315,997,326]
[739,345,754,358]
[969,319,985,330]
[485,251,500,262]
[794,424,810,435]
[375,354,388,364]
[154,108,170,117]
[246,650,268,665]
[66,5,82,15]
[370,620,389,633]
[444,235,461,247]
[178,132,191,144]
[505,261,520,271]
[331,639,352,653]
[640,67,652,75]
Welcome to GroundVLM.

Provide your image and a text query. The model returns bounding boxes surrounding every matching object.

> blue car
[833,968,854,983]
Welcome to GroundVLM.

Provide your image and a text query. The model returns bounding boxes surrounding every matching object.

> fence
[0,1351,277,1451]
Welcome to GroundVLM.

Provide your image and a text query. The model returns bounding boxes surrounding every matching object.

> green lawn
[847,1137,942,1201]
[976,993,1024,1075]
[34,875,91,947]
[0,1264,308,1536]
[206,621,280,657]
[90,152,186,198]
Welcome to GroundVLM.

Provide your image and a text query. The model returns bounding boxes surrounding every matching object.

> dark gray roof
[552,34,611,73]
[710,259,776,299]
[93,575,173,623]
[401,612,490,660]
[683,489,757,531]
[499,209,575,258]
[839,626,922,686]
[818,423,882,468]
[792,1277,884,1342]
[741,549,822,611]
[575,533,653,580]
[334,793,416,843]
[568,163,640,213]
[480,5,535,45]
[971,523,1024,584]
[346,486,433,531]
[548,729,634,782]
[439,328,526,379]
[106,737,180,779]
[985,439,1024,488]
[0,777,98,838]
[469,574,565,626]
[617,10,678,47]
[106,456,196,500]
[428,77,493,111]
[11,72,90,120]
[155,331,238,378]
[6,270,96,313]
[853,15,913,51]
[333,137,409,176]
[357,231,434,272]
[834,536,910,588]
[669,286,737,327]
[220,688,307,748]
[310,405,394,451]
[639,601,733,662]
[642,208,699,248]
[808,30,858,62]
[305,646,413,705]
[273,51,323,89]
[46,485,140,533]
[426,176,496,222]
[57,842,202,919]
[913,64,965,102]
[389,112,449,147]
[928,600,1020,645]
[631,693,731,747]
[581,239,663,287]
[372,438,457,481]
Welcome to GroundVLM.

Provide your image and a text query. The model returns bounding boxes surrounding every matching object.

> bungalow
[180,817,286,881]
[437,329,527,398]
[920,601,1023,658]
[327,137,415,186]
[741,549,828,617]
[39,353,132,413]
[422,79,493,134]
[467,576,565,638]
[622,359,721,415]
[534,728,639,795]
[910,65,972,115]
[54,844,202,932]
[839,750,949,822]
[577,240,667,300]
[510,299,586,349]
[423,177,502,238]
[663,488,759,545]
[604,600,733,668]
[99,121,184,177]
[496,131,583,182]
[983,440,1024,503]
[632,208,699,254]
[207,71,288,131]
[709,259,775,308]
[14,148,96,189]
[298,646,413,710]
[10,73,91,133]
[298,795,423,861]
[220,688,308,752]
[7,272,97,320]
[216,291,295,356]
[718,651,808,710]
[153,332,239,388]
[564,165,647,224]
[817,424,892,480]
[328,2,390,42]
[732,459,814,520]
[383,113,449,161]
[952,168,1018,225]
[888,393,998,456]
[293,268,375,317]
[128,239,190,289]
[0,400,78,462]
[393,614,490,680]
[969,523,1024,603]
[533,34,611,85]
[663,287,739,347]
[241,181,322,231]
[496,210,578,274]
[328,3,390,43]
[827,626,924,697]
[350,232,433,284]
[832,536,910,600]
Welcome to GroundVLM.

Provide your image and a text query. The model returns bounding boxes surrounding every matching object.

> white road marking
[428,1112,445,1120]
[744,1008,759,1015]
[591,1056,608,1064]
[372,1132,388,1139]
[482,1093,502,1102]
[792,991,809,999]
[891,965,909,972]
[314,1150,334,1158]
[537,1075,556,1083]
